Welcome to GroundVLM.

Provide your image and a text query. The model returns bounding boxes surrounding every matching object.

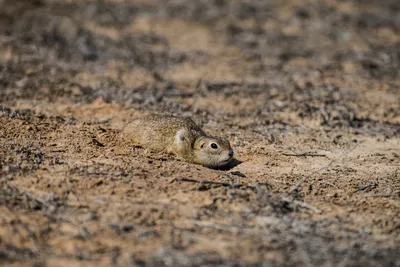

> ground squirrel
[122,114,234,168]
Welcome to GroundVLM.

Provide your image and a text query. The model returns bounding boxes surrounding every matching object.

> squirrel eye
[210,143,218,149]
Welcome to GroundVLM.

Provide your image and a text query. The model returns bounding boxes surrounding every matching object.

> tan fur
[122,114,234,168]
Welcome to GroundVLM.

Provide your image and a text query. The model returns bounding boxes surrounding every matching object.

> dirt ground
[0,0,399,266]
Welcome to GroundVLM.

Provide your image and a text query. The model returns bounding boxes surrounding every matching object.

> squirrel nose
[228,149,234,157]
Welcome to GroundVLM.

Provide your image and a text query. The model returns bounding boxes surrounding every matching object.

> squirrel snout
[228,149,234,157]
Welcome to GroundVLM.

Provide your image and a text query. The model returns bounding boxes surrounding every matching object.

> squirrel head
[193,136,234,168]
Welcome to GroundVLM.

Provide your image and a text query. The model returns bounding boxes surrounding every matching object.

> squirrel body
[123,114,234,168]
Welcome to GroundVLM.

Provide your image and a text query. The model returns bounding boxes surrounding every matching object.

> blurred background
[1,0,399,123]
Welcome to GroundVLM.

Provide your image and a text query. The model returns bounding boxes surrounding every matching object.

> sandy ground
[0,0,399,266]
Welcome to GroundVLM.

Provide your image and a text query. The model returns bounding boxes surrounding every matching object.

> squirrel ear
[176,129,186,142]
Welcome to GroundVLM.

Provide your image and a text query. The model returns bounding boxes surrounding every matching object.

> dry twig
[172,178,241,188]
[292,200,323,214]
[282,152,327,157]
[353,182,378,193]
[362,194,398,198]
[281,197,323,214]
